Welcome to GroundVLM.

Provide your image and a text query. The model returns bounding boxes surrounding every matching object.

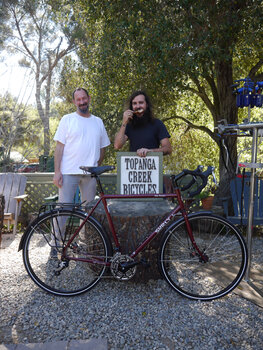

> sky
[0,54,35,105]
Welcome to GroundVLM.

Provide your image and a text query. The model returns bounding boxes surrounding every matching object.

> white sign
[117,153,163,195]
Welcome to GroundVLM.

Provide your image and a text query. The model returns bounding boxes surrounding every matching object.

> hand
[123,109,134,125]
[137,148,150,157]
[53,172,63,188]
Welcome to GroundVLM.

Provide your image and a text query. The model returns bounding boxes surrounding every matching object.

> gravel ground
[1,234,263,350]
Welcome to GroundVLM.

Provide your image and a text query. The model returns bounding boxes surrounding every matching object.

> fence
[21,173,117,217]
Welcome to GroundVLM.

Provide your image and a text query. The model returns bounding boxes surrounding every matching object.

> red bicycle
[19,165,247,300]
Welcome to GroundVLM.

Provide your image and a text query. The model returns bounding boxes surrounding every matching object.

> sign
[117,152,163,195]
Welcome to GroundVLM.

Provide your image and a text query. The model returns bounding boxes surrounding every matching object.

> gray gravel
[1,234,263,350]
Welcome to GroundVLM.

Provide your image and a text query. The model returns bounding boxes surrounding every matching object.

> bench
[0,173,28,235]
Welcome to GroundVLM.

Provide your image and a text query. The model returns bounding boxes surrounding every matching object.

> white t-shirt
[54,112,110,174]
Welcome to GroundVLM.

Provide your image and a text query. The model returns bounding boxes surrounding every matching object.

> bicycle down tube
[19,165,248,300]
[62,192,178,262]
[63,188,208,264]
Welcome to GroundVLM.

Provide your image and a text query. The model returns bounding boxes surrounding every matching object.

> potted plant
[198,183,218,210]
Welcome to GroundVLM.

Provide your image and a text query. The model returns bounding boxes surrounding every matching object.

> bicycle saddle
[80,165,115,175]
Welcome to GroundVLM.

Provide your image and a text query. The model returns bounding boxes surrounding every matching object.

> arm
[114,125,128,149]
[53,141,64,188]
[98,147,106,166]
[136,138,172,157]
[114,110,133,149]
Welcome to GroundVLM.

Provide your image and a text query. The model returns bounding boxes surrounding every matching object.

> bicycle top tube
[60,164,215,263]
[79,164,215,200]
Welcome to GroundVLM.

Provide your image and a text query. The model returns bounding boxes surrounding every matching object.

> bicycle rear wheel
[22,209,112,296]
[158,213,247,301]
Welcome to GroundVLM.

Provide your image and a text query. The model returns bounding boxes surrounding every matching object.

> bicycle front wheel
[22,208,112,296]
[158,213,247,301]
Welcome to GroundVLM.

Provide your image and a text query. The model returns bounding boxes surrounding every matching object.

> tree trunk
[43,120,50,157]
[35,80,50,157]
[214,59,238,203]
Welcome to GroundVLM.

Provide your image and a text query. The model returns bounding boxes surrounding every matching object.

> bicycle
[18,165,248,301]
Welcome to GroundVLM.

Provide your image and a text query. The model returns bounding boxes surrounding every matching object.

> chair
[222,173,263,225]
[0,173,28,234]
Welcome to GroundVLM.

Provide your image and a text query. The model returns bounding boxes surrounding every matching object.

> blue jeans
[58,174,96,204]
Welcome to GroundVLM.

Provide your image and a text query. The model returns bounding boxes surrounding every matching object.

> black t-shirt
[125,119,170,152]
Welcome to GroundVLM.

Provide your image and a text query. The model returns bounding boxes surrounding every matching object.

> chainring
[110,252,137,280]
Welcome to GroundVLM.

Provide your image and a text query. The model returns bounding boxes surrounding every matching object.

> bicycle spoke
[159,214,247,300]
[23,209,112,296]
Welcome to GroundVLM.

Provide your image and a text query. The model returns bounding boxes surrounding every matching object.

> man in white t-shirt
[53,87,110,204]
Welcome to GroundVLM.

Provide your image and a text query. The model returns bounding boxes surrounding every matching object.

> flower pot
[201,196,214,210]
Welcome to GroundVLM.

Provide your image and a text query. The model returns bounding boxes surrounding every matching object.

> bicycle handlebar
[179,165,204,191]
[171,166,216,197]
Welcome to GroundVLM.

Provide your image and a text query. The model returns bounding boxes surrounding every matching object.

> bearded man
[114,90,172,157]
[53,87,110,202]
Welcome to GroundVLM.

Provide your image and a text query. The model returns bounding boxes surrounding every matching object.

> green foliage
[164,127,218,174]
[197,182,218,200]
[49,0,263,183]
[0,93,41,170]
[0,0,16,48]
[2,0,80,156]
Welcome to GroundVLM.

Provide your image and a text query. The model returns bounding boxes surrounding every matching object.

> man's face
[73,90,90,114]
[132,94,147,117]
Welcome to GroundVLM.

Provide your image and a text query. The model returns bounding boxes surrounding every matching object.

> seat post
[94,175,104,195]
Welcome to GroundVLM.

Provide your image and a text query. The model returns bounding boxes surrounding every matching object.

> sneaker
[50,247,58,260]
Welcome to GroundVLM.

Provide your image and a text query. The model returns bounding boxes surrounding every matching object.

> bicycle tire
[158,213,247,301]
[21,208,112,296]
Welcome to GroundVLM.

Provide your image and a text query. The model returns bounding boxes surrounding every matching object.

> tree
[0,0,18,48]
[4,0,78,156]
[0,93,41,171]
[53,0,263,197]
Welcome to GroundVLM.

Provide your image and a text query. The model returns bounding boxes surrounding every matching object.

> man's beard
[78,104,89,114]
[131,111,151,128]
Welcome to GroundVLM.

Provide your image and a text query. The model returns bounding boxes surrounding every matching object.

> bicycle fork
[176,189,209,263]
[182,212,209,263]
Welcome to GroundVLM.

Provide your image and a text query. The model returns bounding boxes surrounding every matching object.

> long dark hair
[127,90,155,127]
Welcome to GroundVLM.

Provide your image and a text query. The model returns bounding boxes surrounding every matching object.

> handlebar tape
[188,166,213,197]
[172,166,214,197]
[180,165,203,191]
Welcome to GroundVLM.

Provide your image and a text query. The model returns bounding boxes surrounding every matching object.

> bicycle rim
[23,209,112,296]
[159,214,247,301]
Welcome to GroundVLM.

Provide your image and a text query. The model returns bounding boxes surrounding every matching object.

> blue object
[236,94,244,108]
[233,78,263,108]
[256,94,263,107]
[222,174,263,225]
[255,81,263,92]
[243,94,251,107]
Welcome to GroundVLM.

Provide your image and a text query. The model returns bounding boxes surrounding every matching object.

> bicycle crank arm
[120,258,150,272]
[119,260,140,272]
[53,260,69,276]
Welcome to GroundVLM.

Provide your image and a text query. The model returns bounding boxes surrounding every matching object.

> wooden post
[0,195,5,247]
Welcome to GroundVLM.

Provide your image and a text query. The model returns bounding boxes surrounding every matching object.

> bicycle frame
[19,165,248,300]
[62,179,208,265]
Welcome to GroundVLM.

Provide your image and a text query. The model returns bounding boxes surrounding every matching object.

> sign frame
[116,152,163,195]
